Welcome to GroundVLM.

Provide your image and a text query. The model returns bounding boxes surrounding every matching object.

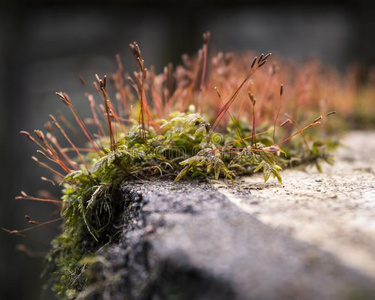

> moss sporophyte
[5,33,340,298]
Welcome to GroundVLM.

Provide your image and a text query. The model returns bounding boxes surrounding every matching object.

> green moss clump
[41,110,336,298]
[15,37,340,298]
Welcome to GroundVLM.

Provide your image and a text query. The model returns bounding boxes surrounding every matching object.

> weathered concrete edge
[84,179,375,300]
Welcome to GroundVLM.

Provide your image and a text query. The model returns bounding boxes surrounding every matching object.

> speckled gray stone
[88,178,375,300]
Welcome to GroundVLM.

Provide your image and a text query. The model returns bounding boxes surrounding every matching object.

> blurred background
[1,0,374,299]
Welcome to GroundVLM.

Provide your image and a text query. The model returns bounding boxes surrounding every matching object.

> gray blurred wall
[1,0,374,299]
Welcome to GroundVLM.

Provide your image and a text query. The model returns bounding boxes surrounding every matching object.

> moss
[40,110,337,298]
[44,183,125,298]
[14,37,342,298]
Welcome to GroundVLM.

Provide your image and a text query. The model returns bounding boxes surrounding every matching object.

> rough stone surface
[84,131,375,300]
[218,131,375,280]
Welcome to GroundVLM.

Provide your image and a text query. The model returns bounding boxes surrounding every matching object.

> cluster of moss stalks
[15,35,339,299]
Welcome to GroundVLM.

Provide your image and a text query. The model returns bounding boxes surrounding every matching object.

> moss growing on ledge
[11,34,342,298]
[44,110,336,298]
